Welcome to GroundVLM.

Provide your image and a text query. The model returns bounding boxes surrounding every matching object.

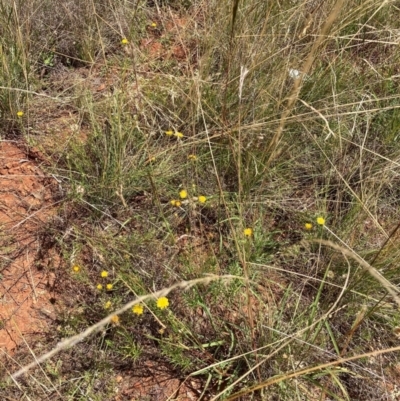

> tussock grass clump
[2,0,400,400]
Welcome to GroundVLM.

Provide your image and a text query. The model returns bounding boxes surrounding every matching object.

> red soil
[0,140,57,354]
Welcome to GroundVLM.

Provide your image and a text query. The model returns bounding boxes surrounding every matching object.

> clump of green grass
[0,3,30,132]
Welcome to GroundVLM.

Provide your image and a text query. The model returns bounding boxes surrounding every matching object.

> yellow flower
[121,38,129,45]
[72,265,80,273]
[132,304,144,315]
[110,315,120,325]
[174,132,184,138]
[244,228,253,237]
[150,22,157,27]
[106,283,113,291]
[304,223,313,230]
[157,297,169,310]
[316,217,326,226]
[198,195,207,204]
[179,189,188,199]
[165,130,174,136]
[96,284,103,290]
[188,154,197,161]
[171,199,182,207]
[104,301,112,309]
[100,271,108,278]
[16,111,24,117]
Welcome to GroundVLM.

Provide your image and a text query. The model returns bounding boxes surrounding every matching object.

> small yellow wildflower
[110,315,120,325]
[100,270,108,278]
[132,304,144,315]
[174,132,184,138]
[72,265,80,273]
[148,156,156,163]
[175,200,182,207]
[16,111,24,117]
[244,228,253,237]
[104,301,112,309]
[106,283,113,291]
[198,195,207,204]
[316,216,326,226]
[179,189,188,199]
[170,199,177,206]
[188,154,197,161]
[96,284,103,290]
[157,297,169,310]
[304,223,313,230]
[121,38,129,45]
[150,22,157,27]
[165,130,174,136]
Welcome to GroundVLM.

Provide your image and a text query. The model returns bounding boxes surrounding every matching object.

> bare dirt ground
[0,140,58,354]
[115,362,202,401]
